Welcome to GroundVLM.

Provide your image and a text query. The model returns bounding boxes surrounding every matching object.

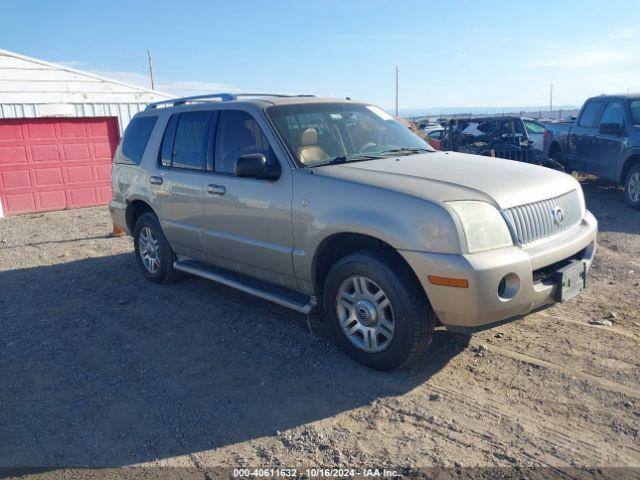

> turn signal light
[428,275,469,288]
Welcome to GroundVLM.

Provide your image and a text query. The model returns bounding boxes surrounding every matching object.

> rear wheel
[133,212,181,283]
[323,250,435,371]
[625,163,640,210]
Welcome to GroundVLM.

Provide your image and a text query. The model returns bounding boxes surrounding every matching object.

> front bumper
[400,211,597,330]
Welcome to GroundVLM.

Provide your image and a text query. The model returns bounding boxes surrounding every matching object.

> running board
[173,259,317,314]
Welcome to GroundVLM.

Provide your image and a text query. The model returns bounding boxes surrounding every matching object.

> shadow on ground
[0,253,469,467]
[581,177,640,235]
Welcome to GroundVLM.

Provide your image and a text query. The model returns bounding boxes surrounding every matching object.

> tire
[322,250,435,371]
[133,212,182,283]
[625,163,640,210]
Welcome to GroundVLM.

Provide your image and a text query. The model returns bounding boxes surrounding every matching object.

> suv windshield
[630,100,640,125]
[267,103,432,166]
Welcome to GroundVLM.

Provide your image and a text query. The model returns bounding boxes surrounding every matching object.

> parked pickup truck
[110,93,597,371]
[543,93,640,209]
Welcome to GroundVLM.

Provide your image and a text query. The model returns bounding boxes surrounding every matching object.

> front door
[568,99,605,170]
[201,109,296,289]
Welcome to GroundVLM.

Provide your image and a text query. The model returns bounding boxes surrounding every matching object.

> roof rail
[145,92,316,110]
[145,93,237,110]
[234,93,315,98]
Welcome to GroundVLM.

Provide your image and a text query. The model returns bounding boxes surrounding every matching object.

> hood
[314,152,579,209]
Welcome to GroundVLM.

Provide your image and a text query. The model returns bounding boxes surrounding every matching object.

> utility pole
[549,83,553,112]
[147,49,155,90]
[395,66,399,117]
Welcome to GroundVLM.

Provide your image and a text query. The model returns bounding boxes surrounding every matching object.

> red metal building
[0,49,170,217]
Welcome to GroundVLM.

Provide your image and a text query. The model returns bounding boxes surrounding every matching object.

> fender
[618,148,640,183]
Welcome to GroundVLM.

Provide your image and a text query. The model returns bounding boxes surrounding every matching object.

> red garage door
[0,117,119,216]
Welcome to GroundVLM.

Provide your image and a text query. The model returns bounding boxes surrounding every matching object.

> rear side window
[159,111,214,170]
[631,100,640,125]
[120,116,157,164]
[578,101,605,127]
[524,120,545,134]
[599,101,625,127]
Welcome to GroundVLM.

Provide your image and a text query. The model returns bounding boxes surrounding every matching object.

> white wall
[0,49,171,105]
[0,49,173,133]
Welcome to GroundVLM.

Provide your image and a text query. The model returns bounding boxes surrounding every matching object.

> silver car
[110,94,597,371]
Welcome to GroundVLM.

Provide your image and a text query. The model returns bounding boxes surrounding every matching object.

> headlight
[448,201,513,253]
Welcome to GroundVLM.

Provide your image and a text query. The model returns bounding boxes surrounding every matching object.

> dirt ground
[0,177,639,477]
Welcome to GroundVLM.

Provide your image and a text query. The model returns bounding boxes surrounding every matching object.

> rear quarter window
[119,116,158,164]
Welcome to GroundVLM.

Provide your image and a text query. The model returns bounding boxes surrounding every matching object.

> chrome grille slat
[503,190,582,245]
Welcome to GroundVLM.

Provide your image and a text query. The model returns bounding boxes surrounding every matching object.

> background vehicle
[110,93,597,371]
[522,117,547,151]
[417,126,444,150]
[418,122,442,131]
[543,94,640,209]
[442,116,537,162]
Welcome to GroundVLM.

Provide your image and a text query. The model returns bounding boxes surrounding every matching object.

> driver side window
[215,110,275,175]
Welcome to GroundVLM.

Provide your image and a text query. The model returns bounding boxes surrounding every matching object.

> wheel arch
[620,152,640,184]
[311,232,422,295]
[548,140,562,159]
[125,199,156,233]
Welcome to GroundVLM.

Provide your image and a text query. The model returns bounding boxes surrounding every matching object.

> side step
[173,259,317,314]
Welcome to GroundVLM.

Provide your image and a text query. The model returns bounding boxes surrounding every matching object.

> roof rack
[145,92,316,110]
[145,93,236,110]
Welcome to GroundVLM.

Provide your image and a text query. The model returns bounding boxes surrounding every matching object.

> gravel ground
[0,177,639,477]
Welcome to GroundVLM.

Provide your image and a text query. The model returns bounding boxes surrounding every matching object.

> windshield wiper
[378,147,432,156]
[310,153,383,167]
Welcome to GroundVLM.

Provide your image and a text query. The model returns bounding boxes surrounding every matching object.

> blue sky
[1,0,639,110]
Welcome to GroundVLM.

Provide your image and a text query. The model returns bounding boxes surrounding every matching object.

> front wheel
[323,250,435,371]
[625,163,640,210]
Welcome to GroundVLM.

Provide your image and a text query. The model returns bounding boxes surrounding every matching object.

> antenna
[147,49,155,90]
[395,66,399,117]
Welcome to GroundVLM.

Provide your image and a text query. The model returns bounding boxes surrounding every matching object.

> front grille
[503,190,582,245]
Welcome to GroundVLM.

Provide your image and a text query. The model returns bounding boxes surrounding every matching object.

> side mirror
[599,123,624,136]
[235,153,281,180]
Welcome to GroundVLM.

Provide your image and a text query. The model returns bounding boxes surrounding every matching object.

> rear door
[569,100,605,170]
[590,100,626,180]
[149,110,214,258]
[200,109,296,289]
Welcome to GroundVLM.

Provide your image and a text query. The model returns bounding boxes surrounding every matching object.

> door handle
[149,175,163,185]
[207,184,226,195]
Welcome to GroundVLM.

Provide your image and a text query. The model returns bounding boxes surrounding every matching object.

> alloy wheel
[336,275,395,353]
[629,172,640,203]
[138,226,161,274]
